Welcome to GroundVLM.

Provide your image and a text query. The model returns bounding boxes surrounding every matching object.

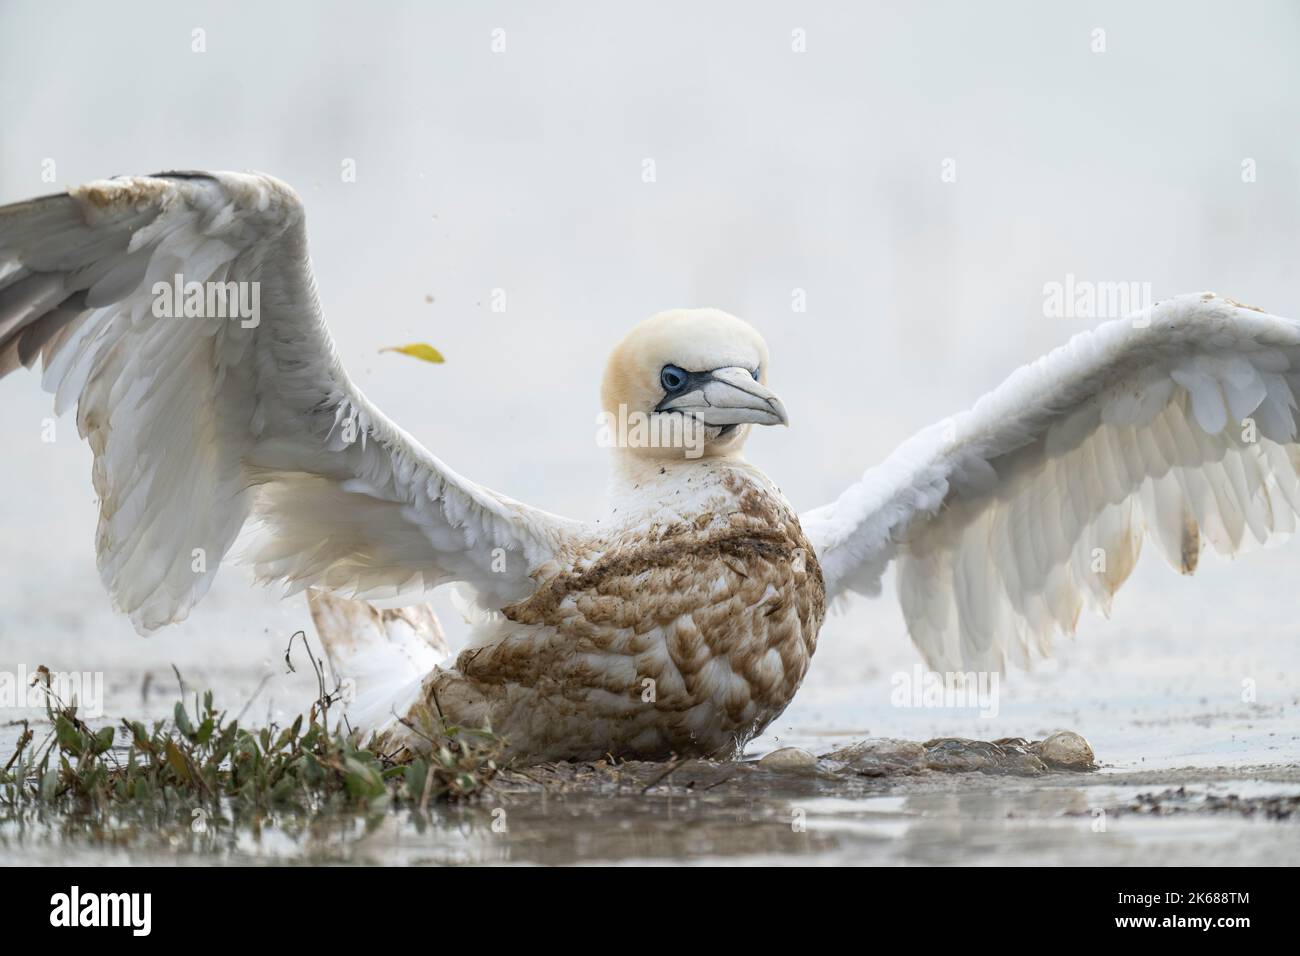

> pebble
[758,747,819,770]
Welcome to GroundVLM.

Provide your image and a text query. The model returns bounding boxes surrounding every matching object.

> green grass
[0,640,502,821]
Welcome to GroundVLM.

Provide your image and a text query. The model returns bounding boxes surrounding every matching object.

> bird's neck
[605,450,769,525]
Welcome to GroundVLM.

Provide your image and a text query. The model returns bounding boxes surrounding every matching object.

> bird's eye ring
[660,365,688,392]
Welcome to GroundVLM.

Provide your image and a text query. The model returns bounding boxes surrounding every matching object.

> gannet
[4,172,1300,763]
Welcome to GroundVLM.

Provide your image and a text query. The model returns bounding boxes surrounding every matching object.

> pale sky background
[0,0,1297,763]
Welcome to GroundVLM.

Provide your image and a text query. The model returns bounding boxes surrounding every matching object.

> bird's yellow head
[600,308,787,460]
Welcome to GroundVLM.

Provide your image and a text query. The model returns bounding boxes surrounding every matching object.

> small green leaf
[194,717,215,746]
[54,716,82,755]
[174,702,195,739]
[405,759,428,798]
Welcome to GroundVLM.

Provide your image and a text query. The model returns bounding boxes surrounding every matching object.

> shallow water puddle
[3,688,1297,866]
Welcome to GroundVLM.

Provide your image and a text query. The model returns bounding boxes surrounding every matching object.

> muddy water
[3,734,1297,866]
[1,662,1296,866]
[1,550,1299,866]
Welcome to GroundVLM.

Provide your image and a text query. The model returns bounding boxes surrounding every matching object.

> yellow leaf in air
[380,343,445,364]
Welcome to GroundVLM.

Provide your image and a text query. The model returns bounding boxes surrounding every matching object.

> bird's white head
[600,308,787,461]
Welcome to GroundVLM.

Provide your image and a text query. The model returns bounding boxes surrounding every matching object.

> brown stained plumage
[1181,511,1201,575]
[420,465,825,764]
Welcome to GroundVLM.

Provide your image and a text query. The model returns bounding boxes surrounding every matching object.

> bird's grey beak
[656,366,789,427]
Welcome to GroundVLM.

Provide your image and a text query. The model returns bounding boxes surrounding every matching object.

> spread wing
[801,293,1300,671]
[0,171,580,631]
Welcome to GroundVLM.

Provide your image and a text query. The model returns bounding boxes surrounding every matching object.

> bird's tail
[306,590,450,737]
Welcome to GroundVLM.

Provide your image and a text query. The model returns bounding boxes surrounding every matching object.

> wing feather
[0,171,581,631]
[801,294,1300,671]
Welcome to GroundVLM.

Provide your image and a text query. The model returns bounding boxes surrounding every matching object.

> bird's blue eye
[751,367,760,381]
[660,365,687,392]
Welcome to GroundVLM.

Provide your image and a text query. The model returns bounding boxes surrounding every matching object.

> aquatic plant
[0,641,501,818]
